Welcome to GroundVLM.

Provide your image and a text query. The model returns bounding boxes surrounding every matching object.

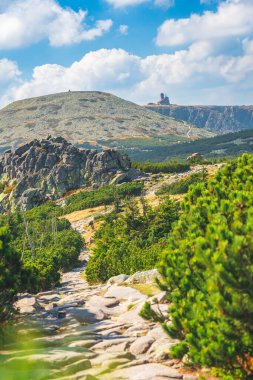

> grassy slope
[112,129,253,162]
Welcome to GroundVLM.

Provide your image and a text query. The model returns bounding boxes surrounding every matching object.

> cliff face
[145,105,253,134]
[0,137,133,210]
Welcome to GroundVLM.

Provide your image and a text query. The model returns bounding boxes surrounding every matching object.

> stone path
[0,229,195,379]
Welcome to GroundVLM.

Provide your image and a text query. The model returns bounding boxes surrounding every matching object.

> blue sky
[3,0,219,72]
[0,0,253,107]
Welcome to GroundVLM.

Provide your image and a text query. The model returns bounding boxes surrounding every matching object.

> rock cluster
[0,136,134,210]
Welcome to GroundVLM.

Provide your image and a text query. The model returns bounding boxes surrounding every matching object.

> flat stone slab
[18,305,36,314]
[4,350,87,369]
[130,336,155,356]
[116,303,145,324]
[38,293,61,303]
[104,286,147,302]
[91,337,135,352]
[87,295,119,308]
[102,363,183,380]
[68,339,99,348]
[67,307,106,324]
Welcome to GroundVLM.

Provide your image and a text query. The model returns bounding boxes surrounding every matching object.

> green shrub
[132,161,190,174]
[0,226,22,326]
[159,154,253,378]
[0,207,84,297]
[21,257,60,293]
[25,201,61,220]
[63,182,144,214]
[86,197,178,283]
[157,169,208,195]
[25,182,144,218]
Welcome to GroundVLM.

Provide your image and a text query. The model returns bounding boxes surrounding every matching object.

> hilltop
[0,91,213,154]
[145,104,253,134]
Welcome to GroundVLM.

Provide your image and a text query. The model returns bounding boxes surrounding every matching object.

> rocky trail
[0,215,196,380]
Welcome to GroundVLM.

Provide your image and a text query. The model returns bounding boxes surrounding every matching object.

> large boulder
[15,294,41,314]
[107,274,129,285]
[124,269,161,285]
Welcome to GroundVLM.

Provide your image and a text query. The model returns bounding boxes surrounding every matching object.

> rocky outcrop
[146,105,253,134]
[0,136,134,210]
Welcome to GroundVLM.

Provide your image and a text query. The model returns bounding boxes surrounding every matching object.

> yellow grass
[83,220,104,248]
[60,205,107,223]
[129,283,160,297]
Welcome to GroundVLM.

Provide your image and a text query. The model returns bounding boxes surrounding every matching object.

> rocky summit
[0,136,135,211]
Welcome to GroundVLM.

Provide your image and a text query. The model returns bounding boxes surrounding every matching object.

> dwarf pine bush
[159,154,253,378]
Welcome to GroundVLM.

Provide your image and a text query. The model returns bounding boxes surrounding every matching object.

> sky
[0,0,253,107]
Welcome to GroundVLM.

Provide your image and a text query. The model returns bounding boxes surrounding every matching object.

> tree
[0,226,21,325]
[159,154,253,378]
[86,196,178,283]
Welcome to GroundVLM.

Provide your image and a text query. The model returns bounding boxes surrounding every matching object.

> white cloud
[105,0,174,8]
[1,49,142,106]
[200,0,221,4]
[156,0,253,47]
[106,0,146,7]
[154,0,174,9]
[119,24,129,35]
[0,0,112,49]
[1,41,253,107]
[0,59,20,84]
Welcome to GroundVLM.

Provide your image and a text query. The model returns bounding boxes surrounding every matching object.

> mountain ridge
[145,104,253,134]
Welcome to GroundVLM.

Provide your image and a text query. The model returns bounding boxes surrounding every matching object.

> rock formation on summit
[0,136,136,210]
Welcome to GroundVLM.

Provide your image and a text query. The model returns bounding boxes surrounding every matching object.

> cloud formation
[119,25,129,35]
[0,59,20,84]
[105,0,174,8]
[156,0,253,47]
[1,40,253,107]
[0,0,112,49]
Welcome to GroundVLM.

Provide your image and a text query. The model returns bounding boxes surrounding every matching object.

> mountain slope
[0,91,213,154]
[145,104,253,134]
[123,129,253,162]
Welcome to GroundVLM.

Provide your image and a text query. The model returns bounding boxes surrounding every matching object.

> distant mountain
[145,104,253,134]
[0,91,213,155]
